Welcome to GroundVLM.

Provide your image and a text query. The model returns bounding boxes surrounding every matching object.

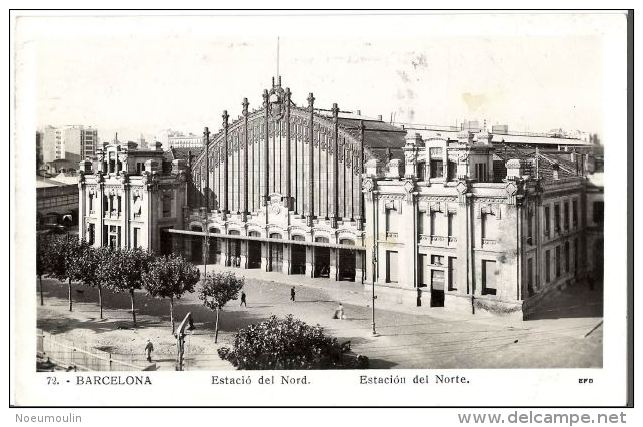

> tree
[198,271,244,343]
[77,245,110,319]
[46,235,82,311]
[217,315,369,370]
[104,248,153,327]
[143,254,200,334]
[36,234,51,306]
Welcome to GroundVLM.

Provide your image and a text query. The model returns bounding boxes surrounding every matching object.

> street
[36,264,603,370]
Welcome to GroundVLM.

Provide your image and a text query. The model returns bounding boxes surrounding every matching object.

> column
[78,180,86,242]
[329,248,338,280]
[356,122,365,230]
[330,103,339,228]
[355,250,365,284]
[242,98,249,221]
[399,193,416,288]
[222,112,229,216]
[284,88,292,209]
[240,240,248,269]
[260,242,269,271]
[263,90,270,208]
[282,244,290,275]
[307,93,315,227]
[122,185,130,249]
[306,245,315,278]
[219,238,228,267]
[203,127,210,211]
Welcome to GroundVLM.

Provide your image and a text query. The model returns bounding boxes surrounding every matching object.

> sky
[14,12,626,142]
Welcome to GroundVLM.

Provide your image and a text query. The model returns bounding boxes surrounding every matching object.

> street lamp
[371,193,378,336]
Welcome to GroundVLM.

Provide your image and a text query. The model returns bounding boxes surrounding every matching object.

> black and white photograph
[9,9,632,409]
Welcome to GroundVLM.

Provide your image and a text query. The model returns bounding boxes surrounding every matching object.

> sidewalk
[199,263,506,325]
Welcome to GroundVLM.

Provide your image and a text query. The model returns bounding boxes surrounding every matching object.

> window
[431,255,444,266]
[574,237,579,272]
[417,212,425,235]
[430,211,437,236]
[448,257,457,291]
[555,245,561,278]
[572,200,578,228]
[544,206,551,237]
[482,260,496,295]
[416,162,426,181]
[481,213,497,240]
[430,159,443,178]
[564,202,570,230]
[88,194,93,213]
[593,201,604,224]
[133,227,140,248]
[564,241,570,273]
[447,160,458,181]
[386,251,398,283]
[447,213,456,238]
[163,195,172,217]
[475,163,488,182]
[545,250,551,282]
[385,209,394,232]
[527,211,533,244]
[554,203,561,233]
[88,224,95,245]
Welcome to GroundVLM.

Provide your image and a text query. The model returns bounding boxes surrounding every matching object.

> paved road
[36,265,603,370]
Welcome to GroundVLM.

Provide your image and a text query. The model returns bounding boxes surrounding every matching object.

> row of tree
[36,235,244,337]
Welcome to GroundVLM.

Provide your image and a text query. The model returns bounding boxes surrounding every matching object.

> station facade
[77,77,604,315]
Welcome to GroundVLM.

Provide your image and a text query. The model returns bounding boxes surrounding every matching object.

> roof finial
[276,36,280,82]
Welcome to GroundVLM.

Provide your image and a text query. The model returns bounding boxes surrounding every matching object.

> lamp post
[371,193,378,336]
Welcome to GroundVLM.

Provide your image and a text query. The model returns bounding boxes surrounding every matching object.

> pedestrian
[240,291,247,307]
[333,303,345,320]
[290,286,296,302]
[144,339,154,363]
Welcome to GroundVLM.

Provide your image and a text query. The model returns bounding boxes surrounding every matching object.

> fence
[36,329,156,371]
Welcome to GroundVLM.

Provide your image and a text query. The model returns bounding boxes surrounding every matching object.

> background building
[41,125,99,173]
[157,129,204,150]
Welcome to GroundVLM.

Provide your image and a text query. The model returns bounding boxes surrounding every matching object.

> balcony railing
[418,234,454,247]
[386,231,399,240]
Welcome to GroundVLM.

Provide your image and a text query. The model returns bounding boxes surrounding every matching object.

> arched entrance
[190,225,203,263]
[208,227,220,264]
[338,238,356,282]
[290,235,306,275]
[247,231,261,269]
[269,233,283,272]
[314,236,330,278]
[228,230,241,267]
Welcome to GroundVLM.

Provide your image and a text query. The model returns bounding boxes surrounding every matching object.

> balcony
[385,231,399,240]
[447,236,458,245]
[418,234,452,247]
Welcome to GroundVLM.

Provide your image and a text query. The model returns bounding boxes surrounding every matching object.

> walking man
[290,286,296,302]
[144,339,154,363]
[240,291,247,307]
